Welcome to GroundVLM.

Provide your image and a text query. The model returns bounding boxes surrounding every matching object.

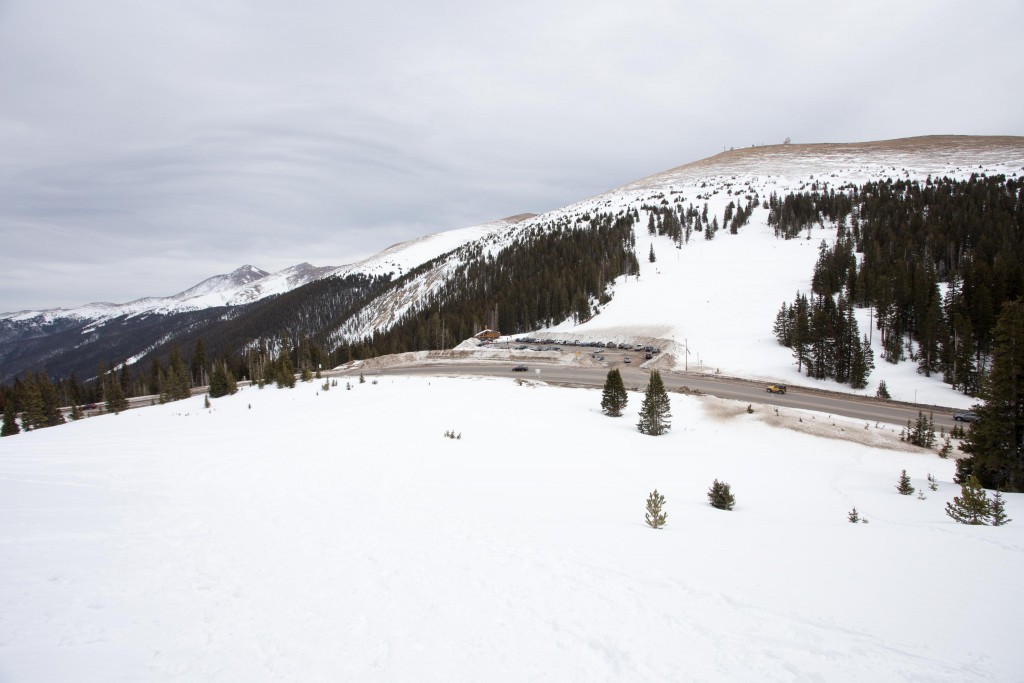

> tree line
[770,175,1023,394]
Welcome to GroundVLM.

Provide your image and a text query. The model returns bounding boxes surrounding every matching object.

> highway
[72,347,966,432]
[337,355,965,431]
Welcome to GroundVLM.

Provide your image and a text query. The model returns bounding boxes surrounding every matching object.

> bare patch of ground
[698,394,941,453]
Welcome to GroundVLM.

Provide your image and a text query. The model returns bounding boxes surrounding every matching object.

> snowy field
[2,376,1022,682]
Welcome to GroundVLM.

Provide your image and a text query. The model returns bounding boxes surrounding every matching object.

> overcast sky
[1,0,1022,312]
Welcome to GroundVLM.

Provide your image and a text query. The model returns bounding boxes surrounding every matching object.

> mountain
[0,215,534,384]
[2,135,1022,400]
[326,135,1024,406]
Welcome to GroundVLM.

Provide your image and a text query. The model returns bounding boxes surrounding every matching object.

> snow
[1,376,1021,681]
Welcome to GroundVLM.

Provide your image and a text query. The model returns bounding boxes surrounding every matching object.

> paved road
[340,359,964,430]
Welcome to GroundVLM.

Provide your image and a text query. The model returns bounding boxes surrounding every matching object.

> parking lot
[486,337,663,367]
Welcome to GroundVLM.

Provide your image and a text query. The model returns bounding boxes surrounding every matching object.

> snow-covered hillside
[1,376,1020,681]
[339,136,1024,406]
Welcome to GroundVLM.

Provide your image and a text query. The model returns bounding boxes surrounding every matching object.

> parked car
[953,411,978,422]
[623,356,632,364]
[512,365,529,372]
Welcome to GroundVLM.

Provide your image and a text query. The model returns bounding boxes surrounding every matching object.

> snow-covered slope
[337,135,1024,406]
[1,376,1019,681]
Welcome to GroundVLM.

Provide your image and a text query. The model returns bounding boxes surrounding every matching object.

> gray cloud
[1,0,1022,311]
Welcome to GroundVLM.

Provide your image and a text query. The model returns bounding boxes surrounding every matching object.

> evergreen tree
[104,369,129,414]
[847,507,860,523]
[927,473,938,491]
[645,489,667,529]
[20,373,46,430]
[648,243,656,263]
[707,479,736,510]
[636,370,671,435]
[896,469,915,495]
[945,475,992,525]
[208,363,230,398]
[275,341,296,388]
[600,368,628,417]
[38,372,65,427]
[958,299,1024,490]
[990,490,1012,526]
[191,339,209,387]
[1,400,20,436]
[876,379,891,399]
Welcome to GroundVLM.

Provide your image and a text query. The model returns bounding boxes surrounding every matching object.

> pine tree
[600,368,628,417]
[847,507,860,523]
[707,479,735,510]
[104,369,129,414]
[275,341,296,388]
[38,372,65,427]
[958,299,1024,491]
[1,400,20,436]
[648,243,656,263]
[21,373,46,430]
[945,475,992,525]
[636,370,671,435]
[938,438,953,459]
[896,469,915,495]
[645,489,667,529]
[209,363,230,398]
[990,490,1012,526]
[927,473,938,491]
[876,380,891,399]
[359,370,366,384]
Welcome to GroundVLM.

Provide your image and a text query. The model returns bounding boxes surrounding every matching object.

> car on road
[953,411,978,422]
[512,365,529,372]
[623,356,632,364]
[766,384,787,394]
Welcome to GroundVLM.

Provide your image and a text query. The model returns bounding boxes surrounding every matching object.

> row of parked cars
[515,338,662,355]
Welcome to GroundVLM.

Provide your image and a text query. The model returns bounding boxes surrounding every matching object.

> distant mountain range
[2,135,1022,394]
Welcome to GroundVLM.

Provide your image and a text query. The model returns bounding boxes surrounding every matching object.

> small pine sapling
[938,438,953,459]
[990,491,1011,526]
[204,394,211,409]
[359,371,366,384]
[848,507,860,523]
[945,475,992,525]
[876,380,891,399]
[746,404,754,414]
[645,489,667,529]
[927,473,938,491]
[917,488,927,500]
[896,469,915,495]
[707,479,735,510]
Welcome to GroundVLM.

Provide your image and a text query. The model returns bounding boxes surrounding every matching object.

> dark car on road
[953,411,978,422]
[512,365,529,372]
